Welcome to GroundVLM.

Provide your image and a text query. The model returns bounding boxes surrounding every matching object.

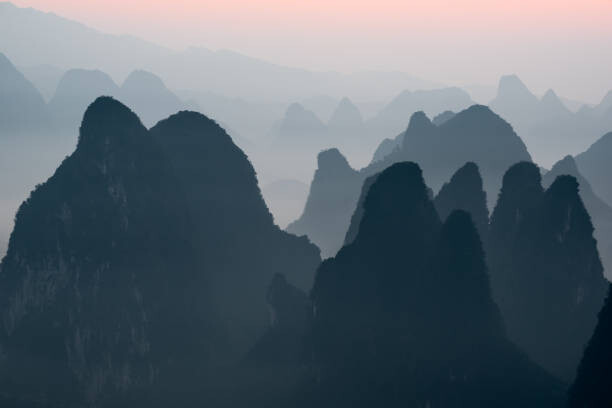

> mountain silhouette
[0,97,320,407]
[487,162,608,381]
[120,69,185,127]
[327,97,363,130]
[543,155,612,280]
[370,137,399,163]
[308,162,564,407]
[286,148,362,258]
[434,162,489,241]
[489,75,612,166]
[291,105,531,256]
[277,103,327,135]
[575,132,612,207]
[49,68,120,131]
[150,110,320,352]
[568,285,612,407]
[0,52,49,133]
[431,110,456,125]
[366,87,473,137]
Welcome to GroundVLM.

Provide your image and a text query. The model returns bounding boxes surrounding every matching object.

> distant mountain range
[489,75,612,166]
[289,105,532,257]
[0,1,441,103]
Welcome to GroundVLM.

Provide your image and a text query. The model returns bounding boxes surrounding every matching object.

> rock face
[575,132,612,207]
[569,285,612,408]
[286,148,362,258]
[543,155,612,280]
[308,162,564,407]
[0,97,320,407]
[434,162,489,241]
[488,162,608,382]
[291,104,531,257]
[0,52,49,133]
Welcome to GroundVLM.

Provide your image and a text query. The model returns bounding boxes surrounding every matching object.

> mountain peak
[122,69,166,90]
[328,96,363,127]
[359,161,438,241]
[494,74,539,107]
[547,174,580,198]
[501,161,542,193]
[279,102,325,132]
[498,74,531,94]
[406,110,433,132]
[316,148,352,173]
[432,110,455,126]
[78,96,145,150]
[434,162,489,239]
[549,155,579,175]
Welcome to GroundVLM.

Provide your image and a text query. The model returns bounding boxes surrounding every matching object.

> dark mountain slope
[0,98,320,407]
[543,155,612,280]
[286,149,362,258]
[488,162,608,381]
[569,285,612,407]
[434,161,489,241]
[291,105,530,256]
[0,97,201,406]
[308,162,564,407]
[150,111,320,357]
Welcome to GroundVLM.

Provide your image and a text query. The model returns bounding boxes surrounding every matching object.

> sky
[10,0,612,102]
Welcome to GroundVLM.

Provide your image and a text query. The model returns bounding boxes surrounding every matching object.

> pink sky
[9,0,612,101]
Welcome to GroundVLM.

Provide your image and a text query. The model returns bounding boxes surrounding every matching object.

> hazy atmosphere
[1,1,612,407]
[9,0,612,102]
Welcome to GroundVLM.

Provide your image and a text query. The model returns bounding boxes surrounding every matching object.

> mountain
[366,87,473,137]
[543,155,612,280]
[434,162,489,241]
[277,103,327,136]
[327,97,363,130]
[0,2,441,103]
[19,63,64,101]
[290,105,531,256]
[487,162,608,381]
[489,75,540,122]
[370,137,398,163]
[149,110,321,338]
[119,70,185,127]
[0,52,48,134]
[575,132,612,207]
[308,162,564,407]
[431,110,455,125]
[48,68,120,131]
[568,285,612,407]
[489,75,612,166]
[0,97,320,406]
[286,149,362,258]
